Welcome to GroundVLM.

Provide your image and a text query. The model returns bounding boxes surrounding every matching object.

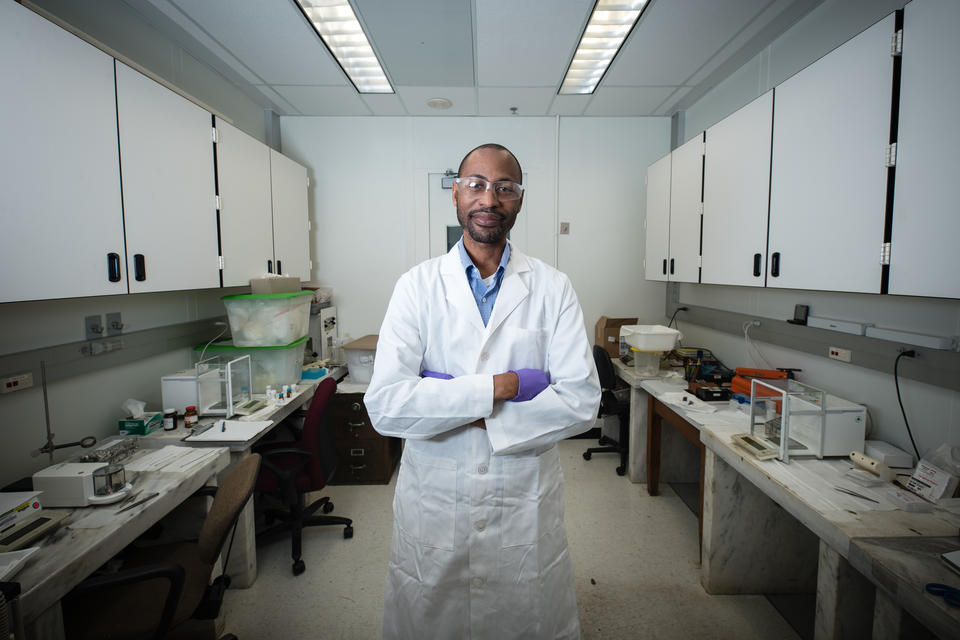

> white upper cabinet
[767,14,895,293]
[269,150,311,281]
[116,62,219,294]
[644,154,671,282]
[215,119,275,287]
[668,133,704,283]
[889,0,960,299]
[702,91,773,287]
[0,2,125,303]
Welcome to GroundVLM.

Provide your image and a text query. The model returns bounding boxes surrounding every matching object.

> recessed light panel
[560,0,648,95]
[295,0,393,94]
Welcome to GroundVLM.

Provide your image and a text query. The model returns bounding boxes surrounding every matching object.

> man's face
[453,148,524,246]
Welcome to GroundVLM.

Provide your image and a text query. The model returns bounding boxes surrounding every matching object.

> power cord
[197,321,229,364]
[894,349,922,461]
[742,320,774,369]
[668,306,687,346]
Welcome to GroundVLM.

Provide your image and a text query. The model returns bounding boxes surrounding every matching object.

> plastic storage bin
[621,325,682,351]
[343,335,378,384]
[631,349,662,376]
[196,336,307,393]
[221,290,312,347]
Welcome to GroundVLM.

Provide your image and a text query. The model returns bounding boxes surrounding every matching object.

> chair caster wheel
[616,466,626,476]
[322,502,334,514]
[582,452,592,460]
[292,559,305,576]
[344,525,354,539]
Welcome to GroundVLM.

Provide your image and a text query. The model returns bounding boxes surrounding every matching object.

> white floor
[223,439,799,639]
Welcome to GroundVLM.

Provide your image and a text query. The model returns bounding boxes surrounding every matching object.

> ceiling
[122,0,823,117]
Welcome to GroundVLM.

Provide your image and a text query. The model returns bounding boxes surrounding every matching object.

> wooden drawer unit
[327,392,400,484]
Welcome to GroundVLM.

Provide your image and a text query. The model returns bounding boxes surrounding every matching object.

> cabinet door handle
[753,253,762,277]
[267,259,273,274]
[107,253,122,282]
[669,258,675,275]
[347,421,365,429]
[276,259,282,275]
[770,252,781,278]
[133,254,146,281]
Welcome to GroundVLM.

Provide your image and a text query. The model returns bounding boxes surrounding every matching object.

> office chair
[61,453,262,640]
[254,377,353,576]
[583,345,630,476]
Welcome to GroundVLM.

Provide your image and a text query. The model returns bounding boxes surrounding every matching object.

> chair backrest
[298,377,339,488]
[593,345,618,391]
[197,452,261,565]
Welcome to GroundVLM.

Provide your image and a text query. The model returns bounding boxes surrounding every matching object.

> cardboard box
[595,317,637,357]
[249,276,301,294]
[118,411,162,436]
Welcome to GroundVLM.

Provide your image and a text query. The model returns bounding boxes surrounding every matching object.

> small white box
[32,462,106,507]
[807,316,872,335]
[864,440,914,469]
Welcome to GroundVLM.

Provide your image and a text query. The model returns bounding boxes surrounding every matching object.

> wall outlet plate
[828,346,851,362]
[106,312,124,336]
[1,372,34,394]
[84,314,104,341]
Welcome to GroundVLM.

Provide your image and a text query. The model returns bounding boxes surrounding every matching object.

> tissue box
[118,411,162,435]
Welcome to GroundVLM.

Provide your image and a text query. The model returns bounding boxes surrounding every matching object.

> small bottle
[184,405,199,429]
[284,384,292,399]
[265,386,274,406]
[163,408,177,431]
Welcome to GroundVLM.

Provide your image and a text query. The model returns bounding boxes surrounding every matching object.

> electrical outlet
[559,222,570,235]
[828,346,851,363]
[1,372,34,394]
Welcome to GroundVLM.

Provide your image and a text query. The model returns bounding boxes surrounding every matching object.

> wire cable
[668,307,687,347]
[197,322,229,365]
[894,350,921,461]
[742,321,774,369]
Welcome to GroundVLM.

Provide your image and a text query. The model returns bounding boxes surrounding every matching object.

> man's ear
[451,183,459,207]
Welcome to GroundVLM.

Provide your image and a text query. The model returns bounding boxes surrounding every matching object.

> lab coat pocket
[500,456,542,548]
[402,451,457,551]
[500,327,548,370]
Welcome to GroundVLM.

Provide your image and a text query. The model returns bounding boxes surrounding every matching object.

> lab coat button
[472,577,485,588]
[475,519,486,531]
[480,352,489,361]
[477,464,488,475]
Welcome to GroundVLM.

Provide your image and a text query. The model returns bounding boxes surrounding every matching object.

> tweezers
[834,486,880,504]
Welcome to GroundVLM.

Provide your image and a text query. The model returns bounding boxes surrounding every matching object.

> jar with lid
[163,408,177,431]
[184,405,199,429]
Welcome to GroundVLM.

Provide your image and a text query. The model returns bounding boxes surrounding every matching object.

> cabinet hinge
[891,29,903,56]
[697,255,702,268]
[885,142,897,168]
[880,242,891,265]
[211,127,219,143]
[218,255,224,270]
[215,195,222,211]
[309,259,314,271]
[306,176,311,188]
[698,203,704,216]
[307,220,312,231]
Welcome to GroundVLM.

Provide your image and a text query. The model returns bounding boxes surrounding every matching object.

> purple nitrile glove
[508,369,550,402]
[421,370,454,380]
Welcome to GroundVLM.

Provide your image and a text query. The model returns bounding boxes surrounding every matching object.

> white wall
[674,0,960,458]
[279,116,671,343]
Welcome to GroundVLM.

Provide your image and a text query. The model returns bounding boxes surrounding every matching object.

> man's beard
[458,207,510,244]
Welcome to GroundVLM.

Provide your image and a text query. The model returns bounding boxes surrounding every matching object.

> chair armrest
[73,562,185,640]
[192,485,218,499]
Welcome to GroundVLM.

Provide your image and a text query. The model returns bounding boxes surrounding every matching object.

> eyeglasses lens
[457,178,523,201]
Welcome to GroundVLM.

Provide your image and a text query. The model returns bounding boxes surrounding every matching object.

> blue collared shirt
[457,239,511,327]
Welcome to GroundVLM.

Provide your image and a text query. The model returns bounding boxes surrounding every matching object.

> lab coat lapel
[485,247,530,336]
[440,247,485,331]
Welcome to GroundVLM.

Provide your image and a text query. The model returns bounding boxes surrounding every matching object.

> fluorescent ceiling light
[559,0,648,95]
[295,0,393,94]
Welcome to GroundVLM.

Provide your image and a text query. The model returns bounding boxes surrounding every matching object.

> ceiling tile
[270,85,372,116]
[548,94,590,116]
[354,0,474,87]
[360,93,410,116]
[249,84,301,115]
[167,0,347,85]
[475,0,592,88]
[478,88,557,116]
[395,86,478,116]
[584,86,679,116]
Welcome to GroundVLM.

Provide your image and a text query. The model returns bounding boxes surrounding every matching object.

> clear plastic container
[196,337,308,393]
[221,290,312,347]
[631,348,661,377]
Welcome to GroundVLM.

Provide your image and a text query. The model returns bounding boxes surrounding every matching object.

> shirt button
[475,520,486,531]
[472,577,485,588]
[478,464,488,475]
[480,352,488,361]
[481,297,487,303]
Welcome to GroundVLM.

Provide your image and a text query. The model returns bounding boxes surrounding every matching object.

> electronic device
[0,510,68,552]
[233,397,266,416]
[32,462,132,507]
[732,433,778,460]
[787,304,809,325]
[695,386,731,401]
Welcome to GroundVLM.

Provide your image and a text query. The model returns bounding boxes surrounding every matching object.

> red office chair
[254,377,353,576]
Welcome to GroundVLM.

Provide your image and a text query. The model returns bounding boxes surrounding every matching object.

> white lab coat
[364,243,601,640]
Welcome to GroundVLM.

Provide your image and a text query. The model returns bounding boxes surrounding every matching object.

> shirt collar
[457,238,511,276]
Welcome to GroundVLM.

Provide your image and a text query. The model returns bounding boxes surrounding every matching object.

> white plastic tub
[197,337,307,393]
[621,325,682,352]
[222,290,312,347]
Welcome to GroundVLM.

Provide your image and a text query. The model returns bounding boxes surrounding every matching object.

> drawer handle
[350,448,366,456]
[350,464,367,471]
[347,421,365,428]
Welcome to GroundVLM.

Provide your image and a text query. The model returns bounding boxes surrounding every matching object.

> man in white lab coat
[364,143,601,639]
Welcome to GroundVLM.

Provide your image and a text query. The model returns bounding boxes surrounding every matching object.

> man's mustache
[469,208,505,220]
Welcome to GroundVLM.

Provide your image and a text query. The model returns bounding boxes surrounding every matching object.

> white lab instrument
[32,462,132,507]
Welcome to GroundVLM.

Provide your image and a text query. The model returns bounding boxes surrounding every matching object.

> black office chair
[254,377,353,576]
[583,345,630,476]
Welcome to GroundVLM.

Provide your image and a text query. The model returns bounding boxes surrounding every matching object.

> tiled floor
[222,439,798,639]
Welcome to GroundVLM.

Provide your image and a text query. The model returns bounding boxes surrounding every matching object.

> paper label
[906,460,956,501]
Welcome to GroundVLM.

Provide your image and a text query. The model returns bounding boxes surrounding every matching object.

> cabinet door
[116,62,219,293]
[644,154,671,282]
[702,91,773,287]
[767,14,895,293]
[0,2,125,302]
[889,0,960,298]
[215,119,274,287]
[669,133,704,283]
[269,150,311,281]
